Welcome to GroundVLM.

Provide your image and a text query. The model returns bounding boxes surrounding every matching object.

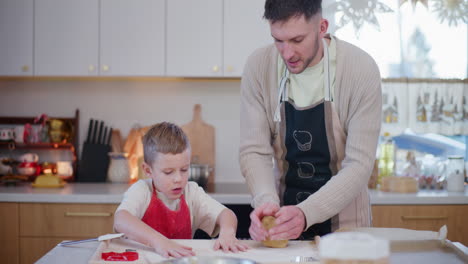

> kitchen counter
[36,238,468,264]
[0,182,467,205]
[0,182,252,204]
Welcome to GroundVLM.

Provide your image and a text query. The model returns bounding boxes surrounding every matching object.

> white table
[36,238,467,264]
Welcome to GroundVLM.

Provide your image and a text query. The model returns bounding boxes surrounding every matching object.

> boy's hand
[152,238,196,258]
[213,234,250,253]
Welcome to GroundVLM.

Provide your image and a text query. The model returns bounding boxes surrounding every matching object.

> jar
[107,152,130,183]
[446,156,465,192]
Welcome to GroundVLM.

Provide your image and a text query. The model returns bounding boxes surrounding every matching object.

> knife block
[77,143,111,182]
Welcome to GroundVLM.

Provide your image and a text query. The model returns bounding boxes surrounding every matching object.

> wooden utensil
[111,129,123,153]
[182,104,215,192]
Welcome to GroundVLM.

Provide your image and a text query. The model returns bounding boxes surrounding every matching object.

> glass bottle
[378,132,396,185]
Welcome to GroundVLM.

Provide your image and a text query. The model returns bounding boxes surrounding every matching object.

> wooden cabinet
[223,0,272,77]
[0,203,19,264]
[0,0,33,76]
[166,0,223,77]
[372,204,468,245]
[100,0,165,76]
[1,202,117,264]
[34,0,99,76]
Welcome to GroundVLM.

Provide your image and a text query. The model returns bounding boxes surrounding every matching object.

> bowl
[17,162,40,176]
[189,164,211,189]
[158,256,258,264]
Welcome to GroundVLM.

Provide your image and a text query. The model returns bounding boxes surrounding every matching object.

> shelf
[0,142,75,150]
[0,109,80,182]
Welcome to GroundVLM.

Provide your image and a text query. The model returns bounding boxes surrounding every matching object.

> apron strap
[322,38,332,102]
[274,67,289,122]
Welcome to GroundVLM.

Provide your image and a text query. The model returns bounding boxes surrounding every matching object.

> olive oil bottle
[378,132,396,185]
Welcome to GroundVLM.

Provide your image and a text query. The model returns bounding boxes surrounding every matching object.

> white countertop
[0,182,467,205]
[36,238,468,264]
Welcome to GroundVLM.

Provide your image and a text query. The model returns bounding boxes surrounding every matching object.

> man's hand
[248,202,280,241]
[268,206,305,240]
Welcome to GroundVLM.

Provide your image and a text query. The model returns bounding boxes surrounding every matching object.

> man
[239,0,382,241]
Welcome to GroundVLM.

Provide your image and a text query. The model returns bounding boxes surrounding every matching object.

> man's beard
[286,34,321,74]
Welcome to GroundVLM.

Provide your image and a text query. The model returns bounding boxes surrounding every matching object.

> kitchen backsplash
[0,79,244,183]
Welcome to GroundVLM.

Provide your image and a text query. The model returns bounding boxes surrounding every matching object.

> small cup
[0,128,15,141]
[56,161,73,178]
[14,126,25,143]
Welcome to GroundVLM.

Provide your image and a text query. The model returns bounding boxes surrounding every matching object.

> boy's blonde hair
[142,122,190,165]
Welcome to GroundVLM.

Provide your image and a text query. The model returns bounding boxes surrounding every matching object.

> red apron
[141,184,192,239]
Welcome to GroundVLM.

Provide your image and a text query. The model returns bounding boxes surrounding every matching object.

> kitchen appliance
[181,104,215,192]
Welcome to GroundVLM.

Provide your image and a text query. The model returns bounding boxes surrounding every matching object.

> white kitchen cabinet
[223,0,272,77]
[0,0,33,76]
[100,0,165,76]
[166,0,223,77]
[34,0,99,76]
[166,0,271,77]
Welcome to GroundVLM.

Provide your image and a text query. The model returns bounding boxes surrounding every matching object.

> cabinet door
[0,0,33,76]
[34,0,99,76]
[20,203,117,237]
[166,0,223,77]
[100,0,165,76]
[223,0,272,77]
[20,237,65,264]
[0,203,19,264]
[372,205,468,245]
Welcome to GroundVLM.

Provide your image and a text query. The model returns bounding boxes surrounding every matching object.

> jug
[446,156,465,192]
[107,152,130,183]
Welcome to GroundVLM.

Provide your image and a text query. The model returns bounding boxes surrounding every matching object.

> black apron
[283,100,332,239]
[275,38,333,239]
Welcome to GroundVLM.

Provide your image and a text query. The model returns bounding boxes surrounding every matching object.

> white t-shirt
[116,179,226,238]
[277,36,337,107]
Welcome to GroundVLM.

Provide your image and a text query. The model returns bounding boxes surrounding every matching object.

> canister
[446,156,465,192]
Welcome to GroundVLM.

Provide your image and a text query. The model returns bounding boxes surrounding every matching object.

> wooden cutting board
[181,104,215,192]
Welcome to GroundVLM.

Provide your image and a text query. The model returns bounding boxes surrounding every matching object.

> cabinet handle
[226,65,234,72]
[212,65,219,72]
[401,216,448,221]
[102,65,109,72]
[65,212,112,217]
[88,65,95,72]
[21,65,29,72]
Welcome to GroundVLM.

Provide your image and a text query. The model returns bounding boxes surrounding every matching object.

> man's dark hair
[264,0,322,23]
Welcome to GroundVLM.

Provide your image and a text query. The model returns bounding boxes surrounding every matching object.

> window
[324,0,467,79]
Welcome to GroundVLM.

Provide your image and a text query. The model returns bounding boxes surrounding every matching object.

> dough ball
[261,216,288,248]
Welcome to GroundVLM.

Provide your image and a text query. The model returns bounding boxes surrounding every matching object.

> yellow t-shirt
[277,37,336,107]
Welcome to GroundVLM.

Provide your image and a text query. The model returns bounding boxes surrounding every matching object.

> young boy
[114,122,248,258]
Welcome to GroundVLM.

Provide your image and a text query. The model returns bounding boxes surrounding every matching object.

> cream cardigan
[239,36,382,230]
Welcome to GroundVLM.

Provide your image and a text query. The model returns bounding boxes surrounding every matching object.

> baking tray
[389,240,468,264]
